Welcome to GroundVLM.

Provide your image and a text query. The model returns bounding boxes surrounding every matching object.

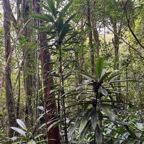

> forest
[0,0,144,143]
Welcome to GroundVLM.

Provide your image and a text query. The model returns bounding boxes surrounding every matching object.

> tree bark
[2,0,17,137]
[86,0,95,75]
[19,0,34,126]
[92,0,100,58]
[33,1,61,143]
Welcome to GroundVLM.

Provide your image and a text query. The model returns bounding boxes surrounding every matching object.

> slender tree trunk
[58,44,68,144]
[20,0,34,126]
[79,18,84,84]
[112,21,123,103]
[16,70,21,119]
[39,34,60,144]
[2,0,17,137]
[86,0,95,75]
[92,0,100,58]
[33,1,61,143]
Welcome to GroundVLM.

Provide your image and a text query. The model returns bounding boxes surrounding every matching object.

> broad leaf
[27,140,36,144]
[99,71,111,83]
[48,120,60,131]
[38,2,51,12]
[100,88,108,96]
[64,14,76,26]
[109,79,138,83]
[59,24,70,42]
[91,109,97,130]
[80,120,91,139]
[37,106,45,111]
[16,119,26,130]
[96,57,104,79]
[79,108,93,134]
[11,136,17,141]
[56,0,61,8]
[79,71,96,81]
[136,123,144,131]
[100,69,106,78]
[95,124,102,144]
[59,1,72,20]
[47,0,57,18]
[11,127,26,137]
[32,14,54,22]
[68,118,81,139]
[102,108,116,122]
[108,73,119,83]
[55,18,64,33]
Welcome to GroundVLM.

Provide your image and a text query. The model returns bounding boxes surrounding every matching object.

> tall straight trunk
[33,1,61,143]
[87,0,95,75]
[112,20,122,69]
[79,18,84,84]
[92,0,100,58]
[39,34,60,144]
[112,20,123,103]
[20,0,34,126]
[58,44,68,144]
[16,70,21,119]
[2,0,17,137]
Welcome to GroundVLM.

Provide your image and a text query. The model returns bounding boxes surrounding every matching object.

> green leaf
[99,71,111,83]
[11,127,26,137]
[56,0,61,8]
[16,119,26,130]
[102,108,116,122]
[79,71,96,81]
[100,69,106,78]
[100,88,108,96]
[27,140,36,144]
[96,57,104,79]
[107,71,119,82]
[59,24,70,42]
[48,120,60,131]
[91,109,97,130]
[32,14,54,23]
[29,25,41,30]
[47,0,57,18]
[95,124,102,144]
[43,14,55,22]
[79,108,93,134]
[109,79,138,83]
[55,18,64,33]
[59,1,72,19]
[80,120,91,139]
[136,123,144,131]
[68,118,81,139]
[38,2,51,12]
[64,14,76,26]
[56,14,75,34]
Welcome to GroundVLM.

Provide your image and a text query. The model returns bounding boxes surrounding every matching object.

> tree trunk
[92,0,100,58]
[2,0,17,137]
[20,0,34,126]
[86,0,95,75]
[112,20,123,103]
[33,1,61,143]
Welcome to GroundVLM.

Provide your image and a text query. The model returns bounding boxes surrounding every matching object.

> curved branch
[126,16,144,49]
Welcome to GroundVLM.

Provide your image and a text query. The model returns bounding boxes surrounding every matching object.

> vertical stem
[92,0,100,58]
[58,44,68,144]
[33,0,61,143]
[16,70,21,119]
[86,0,95,75]
[3,0,17,136]
[125,66,128,111]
